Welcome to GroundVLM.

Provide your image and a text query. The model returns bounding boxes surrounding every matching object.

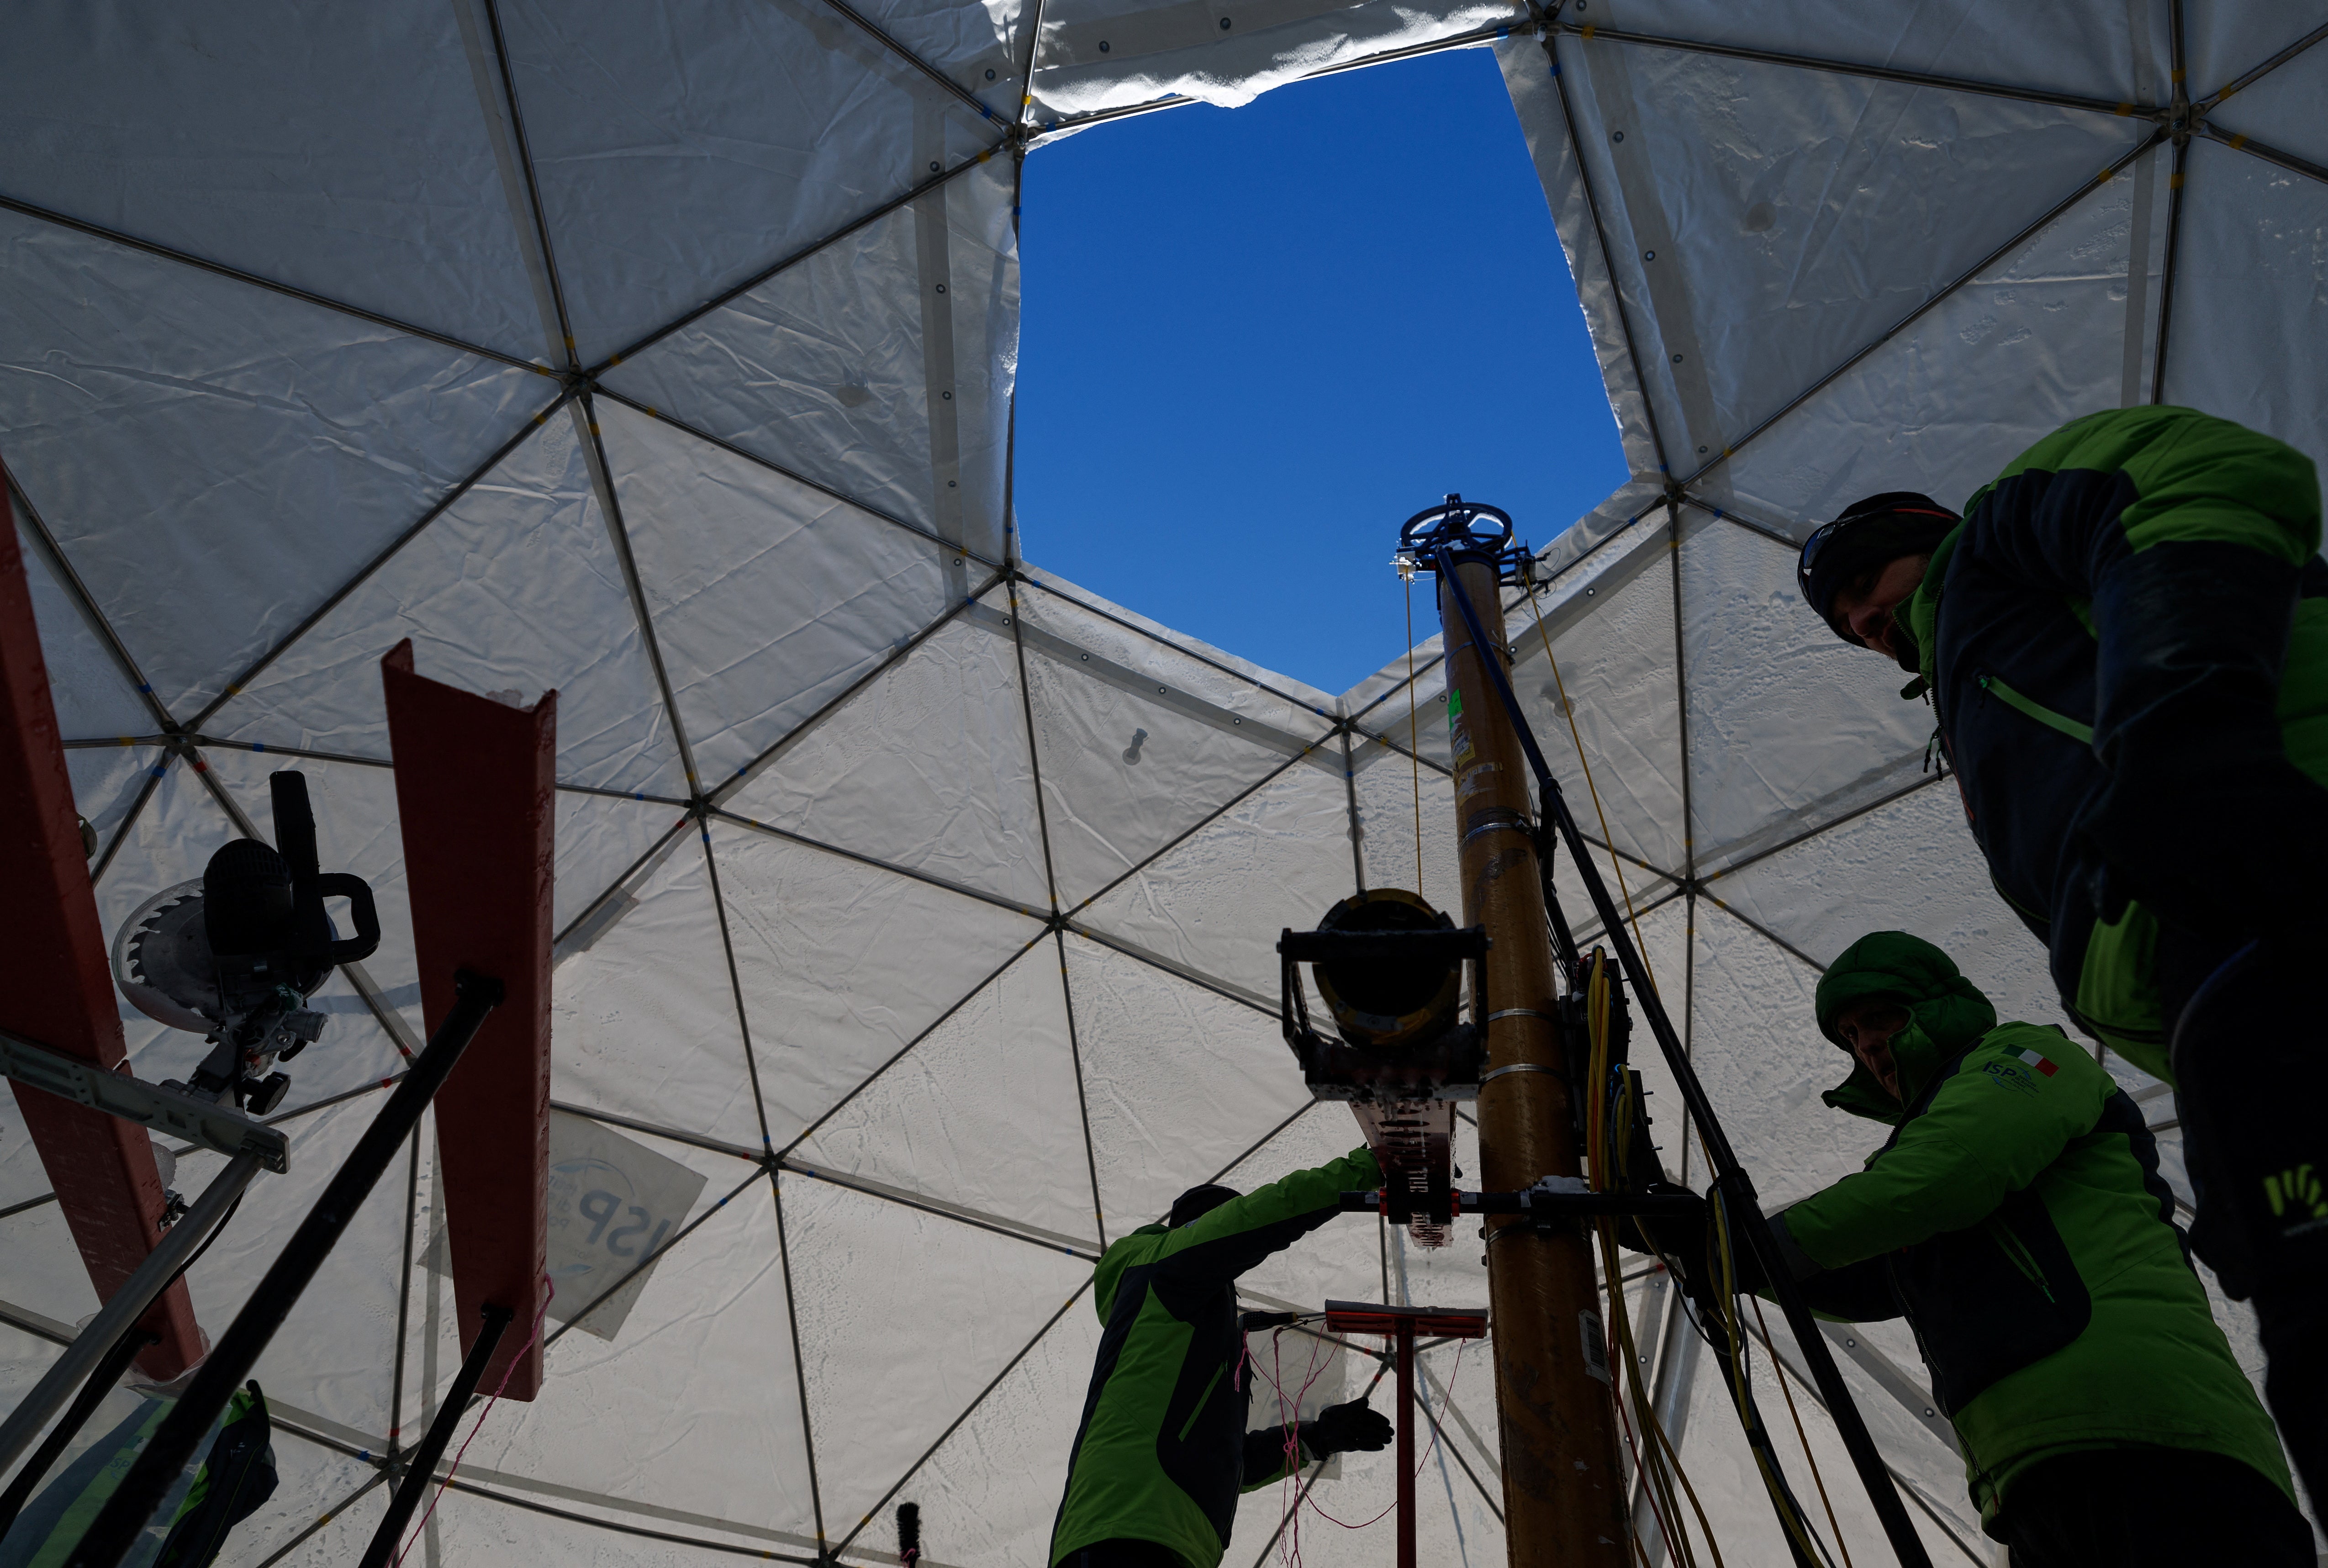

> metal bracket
[1337,1185,1702,1221]
[0,1026,290,1173]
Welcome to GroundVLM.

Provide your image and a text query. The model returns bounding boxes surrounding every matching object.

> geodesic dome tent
[4,1,2324,1565]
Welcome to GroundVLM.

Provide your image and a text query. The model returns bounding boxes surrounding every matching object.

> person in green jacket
[1731,932,2308,1564]
[1050,1147,1394,1568]
[1793,405,2328,1500]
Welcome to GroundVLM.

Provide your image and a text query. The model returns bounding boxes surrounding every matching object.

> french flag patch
[2017,1049,2059,1077]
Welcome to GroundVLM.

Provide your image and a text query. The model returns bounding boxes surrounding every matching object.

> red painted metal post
[1397,1320,1416,1568]
[0,480,205,1380]
[381,640,554,1400]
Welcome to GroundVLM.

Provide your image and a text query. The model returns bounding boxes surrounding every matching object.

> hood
[1900,520,1967,693]
[1093,1224,1169,1319]
[1814,931,1997,1123]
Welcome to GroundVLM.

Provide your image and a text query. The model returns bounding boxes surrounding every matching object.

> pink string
[393,1276,554,1567]
[1300,1338,1470,1534]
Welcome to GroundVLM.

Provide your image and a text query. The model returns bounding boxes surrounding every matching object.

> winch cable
[1582,953,1720,1568]
[1526,586,1657,985]
[1751,1291,1857,1568]
[1541,597,1840,1568]
[1403,568,1425,893]
[1429,549,1930,1568]
[1710,1192,1840,1568]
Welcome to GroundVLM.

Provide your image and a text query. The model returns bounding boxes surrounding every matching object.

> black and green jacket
[1901,405,2327,1078]
[1049,1147,1379,1568]
[1774,933,2290,1526]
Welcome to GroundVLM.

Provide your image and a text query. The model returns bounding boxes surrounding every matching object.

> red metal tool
[0,477,204,1379]
[1322,1300,1489,1568]
[381,640,555,1399]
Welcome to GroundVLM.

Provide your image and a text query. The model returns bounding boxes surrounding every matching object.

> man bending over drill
[1050,1146,1394,1568]
[1661,933,2305,1566]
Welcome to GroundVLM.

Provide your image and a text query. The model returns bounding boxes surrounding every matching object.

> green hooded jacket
[1897,405,2327,1076]
[1050,1146,1380,1568]
[1773,932,2290,1529]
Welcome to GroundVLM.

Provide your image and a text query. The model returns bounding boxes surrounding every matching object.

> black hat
[1796,491,1959,641]
[1168,1184,1241,1229]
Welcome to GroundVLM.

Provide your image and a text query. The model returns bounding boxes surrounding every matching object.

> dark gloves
[1299,1399,1393,1461]
[2079,541,2328,935]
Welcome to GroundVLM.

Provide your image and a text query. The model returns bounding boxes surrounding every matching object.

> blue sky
[1012,45,1627,697]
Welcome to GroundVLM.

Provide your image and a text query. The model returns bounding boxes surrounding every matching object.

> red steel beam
[0,474,205,1379]
[381,640,554,1400]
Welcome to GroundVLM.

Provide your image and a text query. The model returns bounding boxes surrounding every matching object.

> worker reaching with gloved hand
[1652,932,2306,1567]
[1050,1146,1394,1568]
[1795,405,2328,1500]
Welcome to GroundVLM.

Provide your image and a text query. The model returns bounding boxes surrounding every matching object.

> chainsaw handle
[314,872,381,963]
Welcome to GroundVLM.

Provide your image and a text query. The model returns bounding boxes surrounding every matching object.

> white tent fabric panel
[7,1,2327,1564]
[790,940,1093,1243]
[205,412,690,799]
[726,612,1052,914]
[0,208,547,718]
[491,0,999,368]
[601,156,1021,560]
[0,5,554,361]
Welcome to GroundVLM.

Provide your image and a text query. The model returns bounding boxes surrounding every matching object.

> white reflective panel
[2155,140,2328,471]
[0,2,551,361]
[1679,511,1931,868]
[1599,0,2160,107]
[1065,933,1309,1230]
[471,1178,824,1543]
[724,612,1050,914]
[0,208,548,717]
[553,830,768,1152]
[210,415,689,798]
[1011,579,1338,910]
[708,818,1046,1150]
[602,400,955,788]
[791,942,1097,1245]
[1551,30,2144,470]
[1077,762,1357,1008]
[780,1172,1092,1533]
[498,0,997,366]
[606,157,1019,561]
[1711,169,2145,528]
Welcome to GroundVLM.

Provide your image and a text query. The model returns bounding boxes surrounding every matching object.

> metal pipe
[63,970,504,1568]
[0,1151,261,1478]
[1396,1320,1418,1568]
[1432,557,1935,1568]
[358,1303,515,1568]
[1438,551,1631,1568]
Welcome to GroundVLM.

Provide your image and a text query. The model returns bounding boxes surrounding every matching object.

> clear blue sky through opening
[1014,45,1627,697]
